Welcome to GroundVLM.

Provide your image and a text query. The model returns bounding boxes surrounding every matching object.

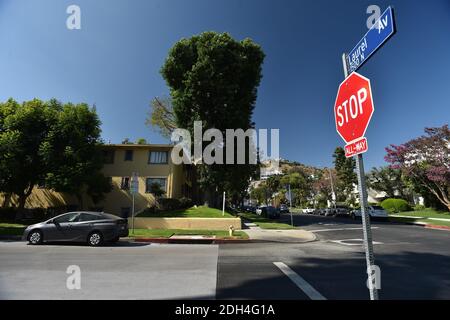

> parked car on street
[324,208,335,216]
[302,208,315,214]
[350,206,389,220]
[333,205,350,217]
[22,211,129,246]
[279,204,290,213]
[256,206,280,219]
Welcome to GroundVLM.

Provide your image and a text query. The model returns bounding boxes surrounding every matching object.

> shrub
[0,207,17,221]
[414,204,426,211]
[179,197,193,209]
[381,198,411,213]
[156,198,181,212]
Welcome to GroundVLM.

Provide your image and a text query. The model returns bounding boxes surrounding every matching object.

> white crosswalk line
[274,262,326,300]
[309,226,379,232]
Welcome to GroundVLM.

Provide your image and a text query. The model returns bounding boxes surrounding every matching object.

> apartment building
[4,144,186,217]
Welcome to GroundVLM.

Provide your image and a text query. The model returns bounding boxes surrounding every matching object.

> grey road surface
[0,242,218,300]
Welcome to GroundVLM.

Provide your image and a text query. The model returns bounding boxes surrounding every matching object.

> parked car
[350,206,388,220]
[256,206,280,219]
[324,208,335,216]
[279,204,290,213]
[333,205,350,217]
[22,211,129,246]
[302,208,315,214]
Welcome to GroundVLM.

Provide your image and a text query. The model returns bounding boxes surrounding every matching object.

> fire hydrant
[229,225,234,237]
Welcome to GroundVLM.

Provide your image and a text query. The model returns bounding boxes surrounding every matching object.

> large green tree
[333,147,357,205]
[42,102,111,209]
[0,99,56,212]
[160,31,265,206]
[0,98,110,217]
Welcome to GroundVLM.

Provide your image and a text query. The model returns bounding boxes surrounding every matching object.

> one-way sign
[348,6,396,72]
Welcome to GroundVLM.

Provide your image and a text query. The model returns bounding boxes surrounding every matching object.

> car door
[74,213,102,241]
[50,212,81,241]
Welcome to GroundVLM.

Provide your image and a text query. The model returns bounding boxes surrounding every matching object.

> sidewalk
[242,222,316,243]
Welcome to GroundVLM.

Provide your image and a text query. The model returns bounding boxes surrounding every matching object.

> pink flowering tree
[385,125,450,211]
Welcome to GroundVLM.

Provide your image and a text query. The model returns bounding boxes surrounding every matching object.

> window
[145,178,167,194]
[103,150,115,164]
[79,213,103,222]
[148,151,168,164]
[54,212,80,223]
[124,150,133,161]
[120,207,131,218]
[121,177,130,190]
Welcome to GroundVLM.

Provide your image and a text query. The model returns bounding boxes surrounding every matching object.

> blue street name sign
[348,6,396,72]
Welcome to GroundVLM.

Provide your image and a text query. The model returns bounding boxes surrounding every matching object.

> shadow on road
[215,245,450,300]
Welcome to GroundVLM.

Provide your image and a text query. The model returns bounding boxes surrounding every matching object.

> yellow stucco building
[2,144,186,217]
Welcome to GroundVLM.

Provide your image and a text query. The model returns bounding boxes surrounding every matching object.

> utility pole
[342,53,378,300]
[328,167,336,209]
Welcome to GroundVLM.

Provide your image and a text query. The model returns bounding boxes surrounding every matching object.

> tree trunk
[15,185,34,221]
[2,193,12,208]
[76,193,84,211]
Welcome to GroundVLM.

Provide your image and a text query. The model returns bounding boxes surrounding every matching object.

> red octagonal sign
[334,72,374,144]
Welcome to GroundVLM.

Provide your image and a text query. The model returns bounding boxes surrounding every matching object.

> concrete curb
[131,237,254,244]
[423,224,450,231]
[389,219,450,231]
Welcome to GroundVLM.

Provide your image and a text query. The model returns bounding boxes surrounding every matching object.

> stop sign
[334,72,374,144]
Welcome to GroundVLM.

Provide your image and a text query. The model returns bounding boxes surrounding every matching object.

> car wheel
[28,230,43,245]
[87,231,103,247]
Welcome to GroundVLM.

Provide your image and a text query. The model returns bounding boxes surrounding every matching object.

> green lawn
[129,228,248,239]
[389,209,450,227]
[0,223,27,236]
[137,206,234,218]
[239,212,296,230]
[391,209,450,219]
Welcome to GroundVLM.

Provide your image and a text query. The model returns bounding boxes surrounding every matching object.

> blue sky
[1,0,449,170]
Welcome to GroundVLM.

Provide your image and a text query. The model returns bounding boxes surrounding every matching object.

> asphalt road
[217,213,450,299]
[0,242,218,299]
[1,213,449,300]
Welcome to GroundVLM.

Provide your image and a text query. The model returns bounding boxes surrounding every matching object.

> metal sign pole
[132,192,135,234]
[222,191,226,216]
[342,53,378,300]
[288,184,293,226]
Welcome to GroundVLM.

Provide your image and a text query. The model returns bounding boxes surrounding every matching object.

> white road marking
[309,227,379,232]
[273,262,326,300]
[330,239,383,246]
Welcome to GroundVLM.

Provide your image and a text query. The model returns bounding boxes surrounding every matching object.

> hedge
[381,198,411,213]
